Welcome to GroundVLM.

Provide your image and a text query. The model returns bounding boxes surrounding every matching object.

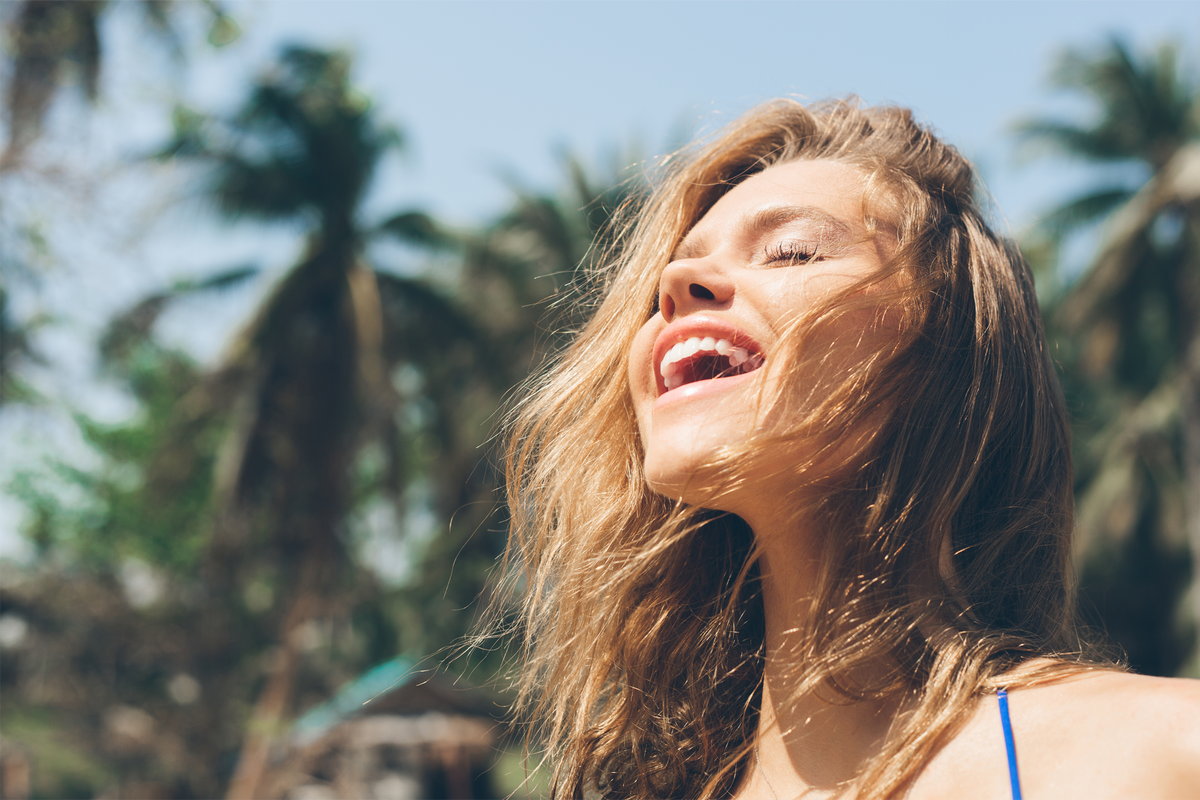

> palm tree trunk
[1183,210,1200,676]
[224,557,325,800]
[1184,340,1200,672]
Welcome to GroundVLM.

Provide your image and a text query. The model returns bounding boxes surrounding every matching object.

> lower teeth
[663,356,763,391]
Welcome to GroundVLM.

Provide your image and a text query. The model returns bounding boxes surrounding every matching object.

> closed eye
[764,241,822,266]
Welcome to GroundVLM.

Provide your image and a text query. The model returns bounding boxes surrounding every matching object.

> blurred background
[0,2,1197,798]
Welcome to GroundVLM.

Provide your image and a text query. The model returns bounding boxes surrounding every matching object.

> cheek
[627,319,661,427]
[760,298,899,454]
[809,307,898,395]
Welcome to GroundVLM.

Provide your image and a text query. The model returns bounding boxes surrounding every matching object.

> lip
[651,314,766,402]
[652,369,761,411]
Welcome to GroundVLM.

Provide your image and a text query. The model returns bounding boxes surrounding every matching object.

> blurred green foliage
[2,12,638,792]
[1,0,237,169]
[11,345,217,571]
[1017,35,1200,676]
[1019,37,1200,677]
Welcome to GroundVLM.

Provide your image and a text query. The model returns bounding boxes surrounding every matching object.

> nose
[657,257,735,322]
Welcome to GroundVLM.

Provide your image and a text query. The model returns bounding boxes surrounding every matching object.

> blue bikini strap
[997,688,1023,800]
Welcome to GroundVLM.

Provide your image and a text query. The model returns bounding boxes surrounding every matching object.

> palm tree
[472,151,644,371]
[0,0,237,170]
[0,0,236,438]
[1019,38,1200,676]
[394,152,646,668]
[5,48,645,786]
[137,45,498,797]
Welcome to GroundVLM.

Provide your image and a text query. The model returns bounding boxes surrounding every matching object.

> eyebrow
[673,204,855,261]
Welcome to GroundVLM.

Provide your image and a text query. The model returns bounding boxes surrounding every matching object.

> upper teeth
[660,336,760,390]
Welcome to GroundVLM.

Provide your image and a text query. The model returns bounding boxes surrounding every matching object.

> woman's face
[627,159,895,515]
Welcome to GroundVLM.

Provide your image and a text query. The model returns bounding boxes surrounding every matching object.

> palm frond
[1075,378,1181,551]
[1014,120,1142,164]
[1040,39,1198,169]
[2,0,230,168]
[1062,144,1200,334]
[213,152,310,220]
[372,211,451,249]
[1031,186,1134,241]
[2,1,102,165]
[99,265,260,365]
[374,272,496,362]
[158,45,401,228]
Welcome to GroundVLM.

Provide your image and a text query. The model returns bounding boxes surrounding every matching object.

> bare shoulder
[909,670,1200,800]
[1009,670,1200,798]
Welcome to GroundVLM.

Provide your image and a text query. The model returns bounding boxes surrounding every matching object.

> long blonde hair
[499,99,1102,798]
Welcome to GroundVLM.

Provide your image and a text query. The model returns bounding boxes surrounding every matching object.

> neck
[735,508,904,798]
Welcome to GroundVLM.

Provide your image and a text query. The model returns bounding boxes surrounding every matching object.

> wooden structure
[264,666,506,800]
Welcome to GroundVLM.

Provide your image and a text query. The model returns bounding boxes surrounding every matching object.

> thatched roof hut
[265,659,507,800]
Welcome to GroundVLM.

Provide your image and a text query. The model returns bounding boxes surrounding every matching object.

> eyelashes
[764,241,822,266]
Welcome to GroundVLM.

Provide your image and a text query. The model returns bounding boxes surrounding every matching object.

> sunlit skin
[626,160,1200,798]
[628,159,894,531]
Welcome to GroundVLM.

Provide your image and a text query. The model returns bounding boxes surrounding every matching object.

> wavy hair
[498,98,1106,798]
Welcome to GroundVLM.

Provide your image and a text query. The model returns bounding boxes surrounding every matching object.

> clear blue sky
[192,1,1198,230]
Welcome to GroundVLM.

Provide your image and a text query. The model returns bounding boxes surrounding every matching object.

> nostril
[689,283,715,300]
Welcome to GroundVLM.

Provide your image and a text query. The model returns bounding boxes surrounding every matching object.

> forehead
[677,159,869,256]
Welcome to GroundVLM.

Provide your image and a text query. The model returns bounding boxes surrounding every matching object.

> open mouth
[660,336,765,392]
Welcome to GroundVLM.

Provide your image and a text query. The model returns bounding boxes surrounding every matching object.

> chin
[645,450,721,506]
[642,437,764,513]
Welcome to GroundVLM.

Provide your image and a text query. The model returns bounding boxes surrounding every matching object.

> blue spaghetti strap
[997,688,1023,800]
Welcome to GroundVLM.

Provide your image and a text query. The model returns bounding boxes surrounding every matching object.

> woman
[498,99,1200,798]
